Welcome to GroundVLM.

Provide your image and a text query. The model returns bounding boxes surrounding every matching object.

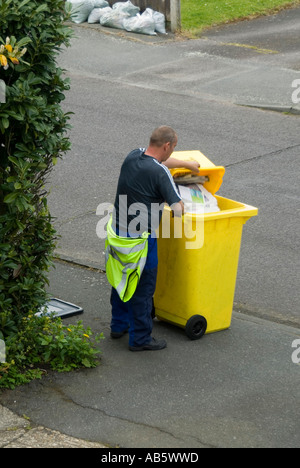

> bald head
[145,126,178,163]
[149,126,177,148]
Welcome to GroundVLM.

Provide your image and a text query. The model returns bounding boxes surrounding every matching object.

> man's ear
[164,142,171,152]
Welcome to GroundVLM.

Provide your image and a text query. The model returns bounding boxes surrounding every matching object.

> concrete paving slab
[0,405,29,431]
[0,404,106,448]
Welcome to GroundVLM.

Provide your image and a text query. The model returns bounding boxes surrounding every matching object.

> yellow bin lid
[170,150,225,195]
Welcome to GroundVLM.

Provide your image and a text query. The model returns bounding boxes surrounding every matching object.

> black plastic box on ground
[36,299,84,319]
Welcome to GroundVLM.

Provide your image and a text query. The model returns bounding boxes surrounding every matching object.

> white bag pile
[66,0,167,36]
[88,6,112,23]
[67,0,94,23]
[143,7,166,34]
[100,9,130,29]
[67,0,109,23]
[123,13,156,36]
[112,0,140,16]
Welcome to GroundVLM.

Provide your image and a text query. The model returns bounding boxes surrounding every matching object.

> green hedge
[0,0,72,333]
[0,1,104,388]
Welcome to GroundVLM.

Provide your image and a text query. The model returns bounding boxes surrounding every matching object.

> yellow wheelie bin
[154,151,258,340]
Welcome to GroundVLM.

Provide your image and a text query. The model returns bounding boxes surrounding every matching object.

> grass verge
[181,0,300,36]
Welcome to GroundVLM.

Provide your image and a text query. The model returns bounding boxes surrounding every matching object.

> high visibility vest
[105,217,149,302]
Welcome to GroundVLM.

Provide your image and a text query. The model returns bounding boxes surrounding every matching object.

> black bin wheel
[185,315,207,340]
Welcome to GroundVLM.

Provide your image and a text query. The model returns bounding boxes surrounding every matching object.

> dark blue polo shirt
[113,148,181,236]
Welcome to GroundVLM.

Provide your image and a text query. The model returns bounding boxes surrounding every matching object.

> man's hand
[185,161,200,174]
[172,201,184,217]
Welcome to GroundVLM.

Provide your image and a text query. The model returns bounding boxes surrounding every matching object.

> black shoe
[111,329,129,339]
[129,338,167,352]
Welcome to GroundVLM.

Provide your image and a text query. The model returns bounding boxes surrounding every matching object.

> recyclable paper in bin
[178,184,220,214]
[36,299,84,319]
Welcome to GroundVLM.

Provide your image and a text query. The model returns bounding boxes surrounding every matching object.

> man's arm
[163,158,200,174]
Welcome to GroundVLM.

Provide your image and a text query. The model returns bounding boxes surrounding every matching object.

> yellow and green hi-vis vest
[105,217,149,302]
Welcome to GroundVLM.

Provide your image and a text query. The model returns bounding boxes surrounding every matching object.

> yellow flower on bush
[0,53,8,68]
[5,43,13,53]
[0,36,28,70]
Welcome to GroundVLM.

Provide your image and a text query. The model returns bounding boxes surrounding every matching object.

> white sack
[143,8,166,34]
[100,9,129,29]
[93,0,109,6]
[67,0,95,23]
[123,13,157,35]
[88,6,111,23]
[112,1,140,17]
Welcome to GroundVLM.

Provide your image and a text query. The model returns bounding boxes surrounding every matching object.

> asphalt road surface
[49,7,300,327]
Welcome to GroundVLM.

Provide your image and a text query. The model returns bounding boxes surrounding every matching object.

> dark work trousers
[110,235,158,347]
